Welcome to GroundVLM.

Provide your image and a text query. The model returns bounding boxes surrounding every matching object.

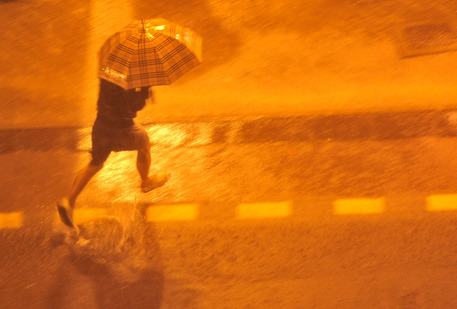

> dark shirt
[95,79,149,128]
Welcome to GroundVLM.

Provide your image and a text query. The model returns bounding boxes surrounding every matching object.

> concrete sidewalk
[1,0,457,129]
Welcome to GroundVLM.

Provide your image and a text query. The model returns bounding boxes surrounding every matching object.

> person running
[57,78,169,228]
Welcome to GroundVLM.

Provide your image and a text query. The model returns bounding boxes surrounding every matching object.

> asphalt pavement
[3,123,457,307]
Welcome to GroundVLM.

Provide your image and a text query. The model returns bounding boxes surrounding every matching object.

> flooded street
[3,0,457,307]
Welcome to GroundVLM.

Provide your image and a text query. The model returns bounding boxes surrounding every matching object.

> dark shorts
[91,121,150,165]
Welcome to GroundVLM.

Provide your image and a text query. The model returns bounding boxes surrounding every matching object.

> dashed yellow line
[146,204,199,222]
[74,208,110,223]
[55,208,109,225]
[333,198,385,215]
[43,195,457,228]
[426,194,457,211]
[236,201,291,219]
[0,212,23,229]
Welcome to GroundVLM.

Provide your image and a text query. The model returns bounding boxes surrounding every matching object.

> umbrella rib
[161,44,187,62]
[166,54,199,77]
[154,36,175,51]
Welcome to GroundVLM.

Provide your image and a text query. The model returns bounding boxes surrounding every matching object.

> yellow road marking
[236,201,291,219]
[55,208,109,225]
[146,204,199,222]
[426,194,457,211]
[0,212,23,229]
[333,198,385,215]
[74,208,110,223]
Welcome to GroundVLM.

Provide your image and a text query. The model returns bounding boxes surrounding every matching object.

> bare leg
[137,143,169,192]
[137,143,151,182]
[68,162,104,208]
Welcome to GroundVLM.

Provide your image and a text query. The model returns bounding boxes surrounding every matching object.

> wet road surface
[3,0,457,307]
[2,115,457,308]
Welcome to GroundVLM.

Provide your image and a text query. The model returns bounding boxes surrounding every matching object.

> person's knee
[138,141,151,155]
[89,159,105,170]
[138,147,150,158]
[90,148,110,167]
[143,138,151,149]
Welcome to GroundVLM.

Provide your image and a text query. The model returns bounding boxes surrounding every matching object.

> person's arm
[124,87,149,111]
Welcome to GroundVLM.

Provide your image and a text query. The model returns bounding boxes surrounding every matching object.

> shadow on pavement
[47,254,164,309]
[46,207,164,309]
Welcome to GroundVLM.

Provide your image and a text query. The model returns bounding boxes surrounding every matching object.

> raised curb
[1,110,456,153]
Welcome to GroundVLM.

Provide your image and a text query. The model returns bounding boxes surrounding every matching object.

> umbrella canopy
[98,18,202,90]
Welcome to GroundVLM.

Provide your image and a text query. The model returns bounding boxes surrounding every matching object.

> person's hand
[147,87,155,104]
[133,87,154,104]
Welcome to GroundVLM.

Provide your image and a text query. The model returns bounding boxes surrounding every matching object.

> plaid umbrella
[98,18,202,90]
